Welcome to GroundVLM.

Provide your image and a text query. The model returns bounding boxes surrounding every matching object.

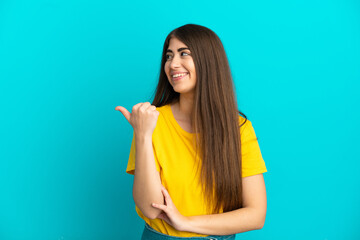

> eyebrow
[166,47,190,53]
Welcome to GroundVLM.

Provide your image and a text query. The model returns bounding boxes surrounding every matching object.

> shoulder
[238,115,251,129]
[155,104,169,114]
[153,104,171,130]
[155,104,172,120]
[238,115,257,140]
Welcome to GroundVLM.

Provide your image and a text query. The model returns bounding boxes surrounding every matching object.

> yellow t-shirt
[126,104,267,237]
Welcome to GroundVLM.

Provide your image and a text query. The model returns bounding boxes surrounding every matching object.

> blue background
[1,0,359,239]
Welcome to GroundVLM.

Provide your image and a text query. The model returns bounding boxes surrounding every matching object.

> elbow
[133,196,162,220]
[255,213,266,230]
[256,220,265,230]
[247,207,266,230]
[140,206,162,220]
[145,210,161,220]
[132,186,164,220]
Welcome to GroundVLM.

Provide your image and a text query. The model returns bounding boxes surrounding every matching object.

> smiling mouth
[172,73,188,81]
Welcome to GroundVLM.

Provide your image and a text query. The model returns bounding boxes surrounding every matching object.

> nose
[169,55,181,69]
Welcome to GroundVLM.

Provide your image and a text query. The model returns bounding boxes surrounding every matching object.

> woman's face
[164,37,196,95]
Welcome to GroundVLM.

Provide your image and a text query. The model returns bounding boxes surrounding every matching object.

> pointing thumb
[115,106,131,122]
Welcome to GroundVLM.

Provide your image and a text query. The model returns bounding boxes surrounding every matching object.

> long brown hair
[151,24,247,213]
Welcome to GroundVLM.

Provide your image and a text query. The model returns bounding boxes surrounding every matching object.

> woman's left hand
[151,185,190,232]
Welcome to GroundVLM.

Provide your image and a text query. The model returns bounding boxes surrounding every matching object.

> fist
[115,102,160,137]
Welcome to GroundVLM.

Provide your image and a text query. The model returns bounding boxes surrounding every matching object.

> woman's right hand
[115,102,160,138]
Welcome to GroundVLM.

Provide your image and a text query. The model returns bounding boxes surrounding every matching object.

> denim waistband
[141,223,236,240]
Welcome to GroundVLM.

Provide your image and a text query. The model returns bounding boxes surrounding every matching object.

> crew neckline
[166,104,195,137]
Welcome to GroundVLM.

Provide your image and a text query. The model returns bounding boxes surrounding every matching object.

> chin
[174,89,194,95]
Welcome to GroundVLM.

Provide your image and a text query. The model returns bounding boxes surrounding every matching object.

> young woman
[115,24,267,240]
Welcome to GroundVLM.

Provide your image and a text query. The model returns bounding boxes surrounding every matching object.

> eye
[181,52,190,56]
[165,54,173,60]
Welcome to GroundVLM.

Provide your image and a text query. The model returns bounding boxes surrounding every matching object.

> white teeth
[172,73,187,78]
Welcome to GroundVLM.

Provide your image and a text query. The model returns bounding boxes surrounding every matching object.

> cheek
[186,60,196,74]
[164,64,170,76]
[164,64,171,81]
[189,64,196,80]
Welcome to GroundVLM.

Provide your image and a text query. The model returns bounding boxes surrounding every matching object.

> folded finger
[161,187,173,203]
[152,203,166,211]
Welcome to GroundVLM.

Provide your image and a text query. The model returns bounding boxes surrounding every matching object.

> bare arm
[185,174,267,235]
[115,102,164,220]
[133,133,164,220]
[152,174,267,235]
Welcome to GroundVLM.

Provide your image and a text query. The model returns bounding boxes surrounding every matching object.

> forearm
[133,134,164,219]
[185,207,265,235]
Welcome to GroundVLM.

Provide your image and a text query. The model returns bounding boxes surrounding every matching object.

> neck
[177,93,194,121]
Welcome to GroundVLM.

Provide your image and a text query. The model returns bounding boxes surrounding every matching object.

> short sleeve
[126,131,161,175]
[240,119,267,178]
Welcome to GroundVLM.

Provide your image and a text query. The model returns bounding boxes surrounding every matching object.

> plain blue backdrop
[1,0,359,239]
